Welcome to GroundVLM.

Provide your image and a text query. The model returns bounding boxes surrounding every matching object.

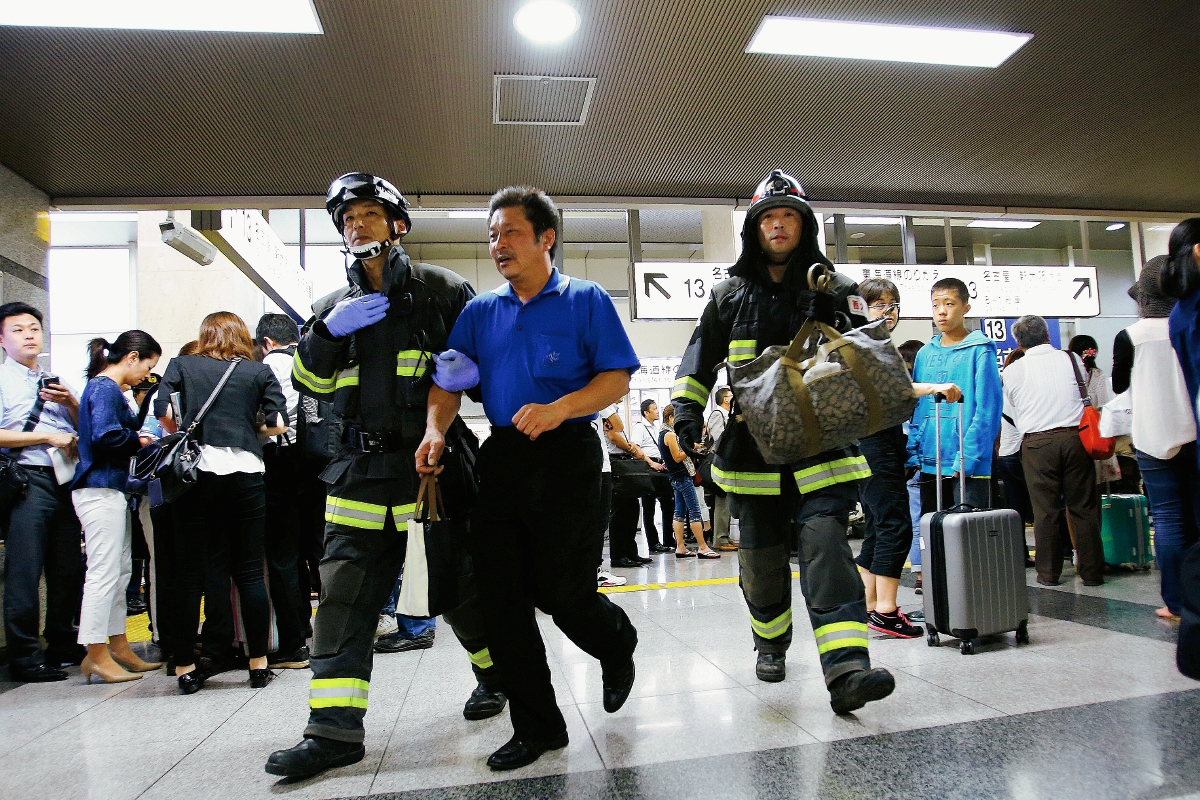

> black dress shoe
[9,663,68,683]
[829,667,896,714]
[265,736,365,778]
[463,683,508,720]
[602,657,636,713]
[177,670,207,695]
[636,555,654,564]
[613,557,646,569]
[249,668,276,689]
[44,645,86,668]
[486,731,568,771]
[652,545,674,554]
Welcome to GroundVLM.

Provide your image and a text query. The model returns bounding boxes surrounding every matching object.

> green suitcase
[1100,493,1153,568]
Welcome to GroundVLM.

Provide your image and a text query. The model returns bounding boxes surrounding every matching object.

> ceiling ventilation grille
[493,74,595,126]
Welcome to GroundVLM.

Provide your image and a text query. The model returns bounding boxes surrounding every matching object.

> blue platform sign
[982,318,1060,370]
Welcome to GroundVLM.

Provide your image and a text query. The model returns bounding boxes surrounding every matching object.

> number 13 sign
[631,262,734,321]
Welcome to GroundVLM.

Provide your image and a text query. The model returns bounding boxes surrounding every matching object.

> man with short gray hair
[1002,315,1104,587]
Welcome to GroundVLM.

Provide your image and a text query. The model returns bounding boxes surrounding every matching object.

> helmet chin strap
[347,238,391,260]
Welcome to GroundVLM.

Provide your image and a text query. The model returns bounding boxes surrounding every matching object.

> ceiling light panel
[746,16,1032,68]
[967,220,1041,229]
[0,0,323,33]
[513,1,580,43]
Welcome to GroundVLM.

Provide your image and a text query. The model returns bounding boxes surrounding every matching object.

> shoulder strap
[185,358,241,434]
[1066,351,1091,407]
[21,395,46,433]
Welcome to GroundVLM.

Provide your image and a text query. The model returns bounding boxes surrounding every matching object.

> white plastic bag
[1100,391,1132,438]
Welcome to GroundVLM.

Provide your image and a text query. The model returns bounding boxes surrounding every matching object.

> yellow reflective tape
[710,465,780,496]
[671,375,710,405]
[311,678,369,691]
[335,367,360,389]
[813,621,869,639]
[817,637,870,654]
[794,456,872,494]
[396,350,430,378]
[468,648,494,669]
[326,497,387,514]
[750,608,793,639]
[729,339,756,348]
[309,696,368,709]
[325,513,386,531]
[391,503,417,523]
[292,353,337,394]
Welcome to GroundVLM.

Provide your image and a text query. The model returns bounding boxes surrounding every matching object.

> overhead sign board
[631,262,1101,321]
[197,209,313,322]
[629,356,683,390]
[631,262,732,321]
[982,317,1061,370]
[845,264,1100,319]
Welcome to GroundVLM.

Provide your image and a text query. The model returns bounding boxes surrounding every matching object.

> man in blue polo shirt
[418,186,640,771]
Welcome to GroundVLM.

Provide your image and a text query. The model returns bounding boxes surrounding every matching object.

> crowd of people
[3,166,1200,779]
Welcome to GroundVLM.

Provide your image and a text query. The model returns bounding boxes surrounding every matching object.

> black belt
[346,427,407,453]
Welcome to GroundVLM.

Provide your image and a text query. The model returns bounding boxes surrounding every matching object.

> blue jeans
[669,474,703,524]
[381,572,437,638]
[907,475,923,571]
[1137,443,1200,614]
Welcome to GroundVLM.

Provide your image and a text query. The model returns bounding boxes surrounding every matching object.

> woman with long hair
[73,330,163,683]
[154,312,288,694]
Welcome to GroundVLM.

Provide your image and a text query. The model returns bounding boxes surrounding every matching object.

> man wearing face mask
[267,173,504,779]
[669,170,895,714]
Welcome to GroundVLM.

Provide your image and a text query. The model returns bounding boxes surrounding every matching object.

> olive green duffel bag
[725,317,916,465]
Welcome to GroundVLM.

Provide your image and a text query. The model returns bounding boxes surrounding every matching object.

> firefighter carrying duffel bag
[724,267,917,465]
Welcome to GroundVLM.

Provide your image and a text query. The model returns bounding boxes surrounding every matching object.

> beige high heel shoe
[112,652,163,673]
[81,656,142,684]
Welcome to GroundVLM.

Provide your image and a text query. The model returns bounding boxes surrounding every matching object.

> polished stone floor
[0,533,1197,800]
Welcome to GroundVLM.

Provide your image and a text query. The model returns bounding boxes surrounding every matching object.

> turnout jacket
[672,249,871,497]
[292,246,475,478]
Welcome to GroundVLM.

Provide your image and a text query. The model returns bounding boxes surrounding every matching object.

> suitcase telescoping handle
[932,393,968,512]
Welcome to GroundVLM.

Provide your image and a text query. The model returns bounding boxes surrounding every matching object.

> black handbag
[130,358,241,506]
[437,417,479,516]
[611,454,655,499]
[0,396,50,516]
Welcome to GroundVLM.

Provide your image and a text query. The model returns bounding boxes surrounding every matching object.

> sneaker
[374,628,435,654]
[867,609,923,639]
[376,614,399,639]
[267,645,310,669]
[597,569,628,588]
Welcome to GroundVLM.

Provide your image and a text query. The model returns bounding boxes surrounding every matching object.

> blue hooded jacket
[907,330,1003,477]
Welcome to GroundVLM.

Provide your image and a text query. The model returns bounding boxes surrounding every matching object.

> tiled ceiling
[1,1,1197,211]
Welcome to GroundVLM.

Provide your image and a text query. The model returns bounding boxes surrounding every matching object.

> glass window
[268,209,300,245]
[305,245,350,299]
[47,247,134,392]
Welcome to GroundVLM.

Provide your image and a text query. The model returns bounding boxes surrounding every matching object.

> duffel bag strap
[798,322,884,436]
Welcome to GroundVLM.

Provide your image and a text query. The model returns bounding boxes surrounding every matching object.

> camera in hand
[38,375,61,391]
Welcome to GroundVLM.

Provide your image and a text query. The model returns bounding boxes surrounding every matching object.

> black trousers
[263,443,313,653]
[854,425,913,579]
[597,472,613,567]
[296,454,328,600]
[2,468,83,669]
[471,424,638,740]
[170,471,271,667]
[608,497,642,561]
[640,471,675,550]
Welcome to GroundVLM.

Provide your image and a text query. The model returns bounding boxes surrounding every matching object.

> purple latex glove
[432,349,480,392]
[323,294,390,338]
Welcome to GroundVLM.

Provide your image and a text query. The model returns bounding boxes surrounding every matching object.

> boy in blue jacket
[907,278,1002,513]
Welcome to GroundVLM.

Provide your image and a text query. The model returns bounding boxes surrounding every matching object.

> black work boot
[828,668,895,714]
[463,683,508,720]
[264,736,365,778]
[755,652,786,683]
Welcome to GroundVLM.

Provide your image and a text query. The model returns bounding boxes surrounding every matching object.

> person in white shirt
[255,313,314,668]
[592,403,627,586]
[1002,315,1104,587]
[634,399,675,553]
[706,387,736,550]
[1111,257,1198,620]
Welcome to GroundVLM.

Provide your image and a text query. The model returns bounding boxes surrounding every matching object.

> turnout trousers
[733,477,872,686]
[470,423,638,741]
[304,464,498,744]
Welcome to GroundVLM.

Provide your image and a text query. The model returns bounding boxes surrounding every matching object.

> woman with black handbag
[154,312,288,694]
[73,330,162,684]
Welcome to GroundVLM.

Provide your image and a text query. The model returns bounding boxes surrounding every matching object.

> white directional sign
[843,264,1100,318]
[631,262,733,320]
[631,261,1101,321]
[198,209,313,322]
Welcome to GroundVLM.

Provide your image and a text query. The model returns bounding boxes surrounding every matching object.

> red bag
[1068,353,1116,460]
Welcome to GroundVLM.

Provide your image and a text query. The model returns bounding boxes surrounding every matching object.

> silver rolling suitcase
[920,396,1029,654]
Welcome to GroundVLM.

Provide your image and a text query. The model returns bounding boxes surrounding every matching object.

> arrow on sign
[1073,277,1092,300]
[644,273,671,299]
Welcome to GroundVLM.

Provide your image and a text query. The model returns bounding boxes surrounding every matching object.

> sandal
[696,550,721,559]
[675,551,696,558]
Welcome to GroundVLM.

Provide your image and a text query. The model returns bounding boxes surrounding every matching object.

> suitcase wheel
[925,627,939,647]
[959,639,975,655]
[1015,619,1030,645]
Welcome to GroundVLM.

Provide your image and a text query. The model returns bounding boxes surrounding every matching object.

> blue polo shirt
[447,268,640,427]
